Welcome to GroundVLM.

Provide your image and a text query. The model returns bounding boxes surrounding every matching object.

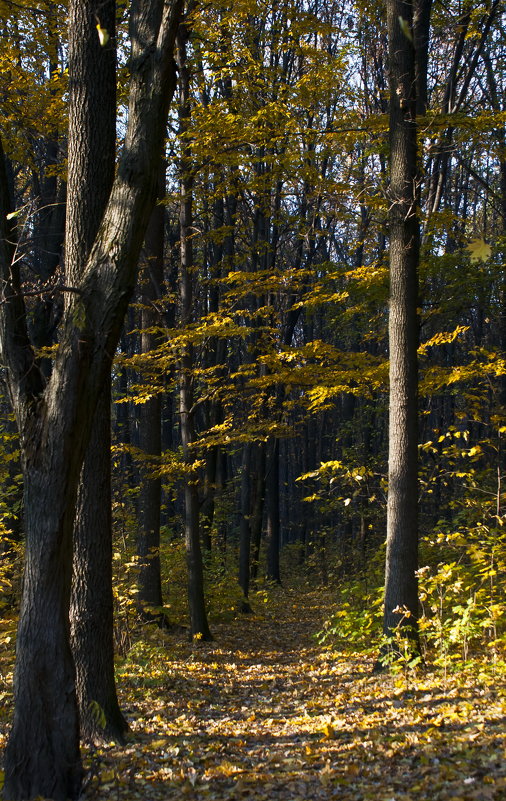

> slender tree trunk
[484,51,506,411]
[238,442,252,610]
[201,446,218,550]
[266,436,281,583]
[250,441,266,582]
[137,170,165,623]
[381,0,430,658]
[177,24,212,641]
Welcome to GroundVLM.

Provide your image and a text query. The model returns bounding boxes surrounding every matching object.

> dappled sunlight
[69,589,506,801]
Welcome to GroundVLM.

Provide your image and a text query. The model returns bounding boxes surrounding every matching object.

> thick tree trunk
[5,462,82,801]
[381,0,430,656]
[70,385,128,742]
[65,0,128,743]
[1,0,183,794]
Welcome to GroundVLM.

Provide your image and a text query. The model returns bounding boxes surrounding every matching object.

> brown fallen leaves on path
[86,588,505,801]
[1,587,505,800]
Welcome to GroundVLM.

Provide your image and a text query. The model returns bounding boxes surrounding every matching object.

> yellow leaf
[466,237,492,263]
[151,738,170,748]
[96,23,109,46]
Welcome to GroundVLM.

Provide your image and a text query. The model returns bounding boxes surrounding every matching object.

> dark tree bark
[381,0,430,655]
[250,441,266,582]
[201,446,218,550]
[238,442,253,610]
[28,10,66,365]
[137,171,166,623]
[70,385,129,741]
[177,24,212,642]
[199,178,228,552]
[0,0,183,795]
[484,51,506,412]
[266,436,281,583]
[65,0,128,743]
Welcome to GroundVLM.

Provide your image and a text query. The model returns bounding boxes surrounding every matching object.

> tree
[381,0,430,655]
[66,0,128,742]
[176,22,212,641]
[136,170,167,625]
[0,0,183,796]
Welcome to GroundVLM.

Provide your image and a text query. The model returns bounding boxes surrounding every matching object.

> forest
[0,0,505,798]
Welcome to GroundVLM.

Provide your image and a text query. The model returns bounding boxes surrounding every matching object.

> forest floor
[1,586,506,800]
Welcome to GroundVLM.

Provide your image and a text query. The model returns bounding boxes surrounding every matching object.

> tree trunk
[266,436,281,583]
[5,461,82,801]
[381,0,430,657]
[137,171,165,623]
[65,0,127,743]
[1,0,183,793]
[250,441,266,582]
[201,446,218,550]
[70,385,128,742]
[238,442,252,610]
[177,25,212,641]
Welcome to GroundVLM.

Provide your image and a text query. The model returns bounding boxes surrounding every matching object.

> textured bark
[65,0,127,743]
[70,386,128,742]
[29,14,66,367]
[0,0,183,794]
[6,470,82,801]
[382,0,429,652]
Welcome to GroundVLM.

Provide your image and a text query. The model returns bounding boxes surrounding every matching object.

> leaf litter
[85,589,506,801]
[1,588,505,800]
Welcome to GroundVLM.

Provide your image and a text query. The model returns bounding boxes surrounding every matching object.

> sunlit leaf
[96,23,109,46]
[466,238,492,263]
[398,16,413,42]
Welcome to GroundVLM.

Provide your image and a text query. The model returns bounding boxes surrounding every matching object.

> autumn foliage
[0,0,506,796]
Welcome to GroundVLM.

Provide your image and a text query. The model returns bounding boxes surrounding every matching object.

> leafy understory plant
[417,523,506,675]
[377,606,423,677]
[317,579,383,654]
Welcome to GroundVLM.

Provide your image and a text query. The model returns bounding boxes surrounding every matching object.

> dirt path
[81,588,506,801]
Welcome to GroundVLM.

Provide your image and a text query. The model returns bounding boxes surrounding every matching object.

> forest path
[83,586,506,801]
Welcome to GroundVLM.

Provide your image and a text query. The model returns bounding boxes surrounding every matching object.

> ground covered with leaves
[1,588,505,800]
